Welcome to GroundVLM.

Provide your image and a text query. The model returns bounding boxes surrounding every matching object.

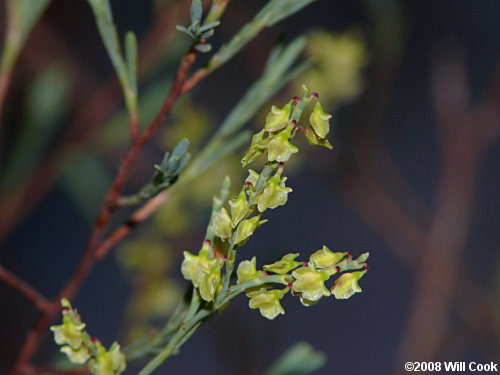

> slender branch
[0,0,191,243]
[8,50,197,375]
[95,192,170,259]
[398,45,479,364]
[0,265,52,313]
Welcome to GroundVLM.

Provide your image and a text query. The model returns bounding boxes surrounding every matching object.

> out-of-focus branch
[0,265,52,313]
[8,48,198,375]
[398,45,492,364]
[0,0,191,243]
[328,28,499,369]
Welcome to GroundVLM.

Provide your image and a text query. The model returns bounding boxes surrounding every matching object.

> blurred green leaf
[125,31,139,96]
[190,0,203,25]
[265,0,317,26]
[195,0,318,77]
[86,0,138,119]
[61,156,111,222]
[265,342,326,375]
[1,0,52,108]
[1,65,70,195]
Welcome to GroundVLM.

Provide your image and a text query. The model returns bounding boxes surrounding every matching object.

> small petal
[247,289,287,320]
[199,266,221,302]
[257,174,292,212]
[264,253,302,274]
[309,102,331,139]
[60,345,92,364]
[309,246,347,269]
[213,207,232,240]
[237,257,265,284]
[89,342,126,375]
[264,102,292,132]
[331,270,367,299]
[234,216,266,245]
[303,128,333,149]
[267,128,299,163]
[50,300,87,349]
[241,130,269,166]
[245,169,260,187]
[229,188,249,227]
[292,266,330,302]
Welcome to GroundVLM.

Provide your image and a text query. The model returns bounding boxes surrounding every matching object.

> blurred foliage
[297,30,367,108]
[0,0,52,78]
[1,65,71,195]
[265,342,326,375]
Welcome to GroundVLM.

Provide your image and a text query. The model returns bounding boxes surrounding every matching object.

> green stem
[220,274,291,306]
[137,309,211,375]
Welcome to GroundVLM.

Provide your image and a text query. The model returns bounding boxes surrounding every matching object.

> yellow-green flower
[265,102,292,132]
[213,207,232,239]
[264,253,301,274]
[229,188,249,227]
[241,129,269,166]
[89,342,126,375]
[245,169,260,187]
[60,345,93,365]
[257,172,292,212]
[181,247,222,302]
[267,126,298,163]
[237,256,265,284]
[248,288,288,320]
[234,216,267,245]
[331,270,367,299]
[309,102,331,139]
[303,127,333,149]
[309,246,346,269]
[50,299,87,350]
[292,266,330,302]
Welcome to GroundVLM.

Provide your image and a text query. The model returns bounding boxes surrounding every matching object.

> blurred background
[0,0,498,374]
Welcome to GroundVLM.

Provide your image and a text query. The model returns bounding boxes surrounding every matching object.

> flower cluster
[180,87,369,317]
[50,299,126,375]
[238,247,369,319]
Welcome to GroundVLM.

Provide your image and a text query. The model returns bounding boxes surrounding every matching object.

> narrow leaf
[125,31,138,95]
[190,0,203,24]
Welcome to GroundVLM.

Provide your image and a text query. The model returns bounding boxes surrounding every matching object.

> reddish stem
[8,51,197,375]
[0,265,52,313]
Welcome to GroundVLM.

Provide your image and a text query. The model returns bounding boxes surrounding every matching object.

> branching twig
[8,49,198,375]
[0,0,191,243]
